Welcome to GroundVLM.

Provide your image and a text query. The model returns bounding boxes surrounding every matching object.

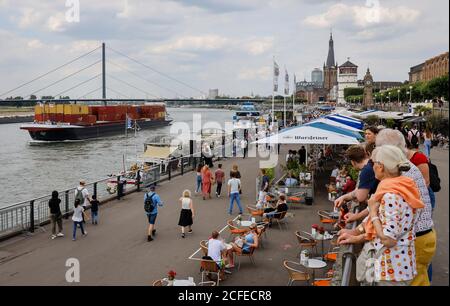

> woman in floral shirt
[367,145,424,285]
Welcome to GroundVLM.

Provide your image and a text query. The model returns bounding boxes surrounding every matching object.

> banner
[284,69,289,95]
[273,61,280,92]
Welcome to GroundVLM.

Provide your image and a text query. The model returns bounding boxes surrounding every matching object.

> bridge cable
[107,74,160,99]
[107,60,187,99]
[106,86,132,99]
[76,86,103,99]
[28,60,102,98]
[107,46,206,96]
[0,46,101,98]
[53,74,102,98]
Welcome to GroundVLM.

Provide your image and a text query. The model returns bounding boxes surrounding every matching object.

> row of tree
[345,75,449,103]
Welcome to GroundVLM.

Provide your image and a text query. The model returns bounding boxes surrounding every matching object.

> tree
[385,118,395,128]
[41,96,54,100]
[30,95,37,100]
[365,115,379,126]
[344,88,364,99]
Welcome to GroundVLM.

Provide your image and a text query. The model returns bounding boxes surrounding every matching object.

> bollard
[29,200,35,233]
[168,163,171,181]
[136,170,141,192]
[181,158,184,176]
[93,182,98,199]
[65,191,69,219]
[117,176,122,200]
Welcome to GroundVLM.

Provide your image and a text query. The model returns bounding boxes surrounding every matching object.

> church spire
[326,31,335,68]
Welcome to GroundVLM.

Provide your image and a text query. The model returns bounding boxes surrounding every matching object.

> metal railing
[0,138,236,241]
[340,205,360,286]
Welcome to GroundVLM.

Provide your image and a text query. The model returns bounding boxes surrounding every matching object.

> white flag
[273,61,279,92]
[284,69,289,95]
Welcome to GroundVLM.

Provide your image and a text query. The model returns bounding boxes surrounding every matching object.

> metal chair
[295,231,318,258]
[236,247,256,271]
[200,259,222,286]
[283,260,310,286]
[270,211,288,231]
[198,281,216,286]
[152,279,169,286]
[200,240,209,257]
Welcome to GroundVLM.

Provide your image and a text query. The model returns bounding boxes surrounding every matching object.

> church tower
[323,32,338,94]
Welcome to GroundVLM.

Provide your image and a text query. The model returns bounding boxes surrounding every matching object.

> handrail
[0,139,235,240]
[340,206,360,286]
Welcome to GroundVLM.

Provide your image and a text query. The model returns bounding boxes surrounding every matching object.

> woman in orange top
[201,165,212,200]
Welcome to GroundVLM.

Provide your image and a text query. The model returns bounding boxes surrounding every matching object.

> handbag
[356,242,380,285]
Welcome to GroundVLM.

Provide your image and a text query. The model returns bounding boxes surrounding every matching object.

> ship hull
[21,119,172,141]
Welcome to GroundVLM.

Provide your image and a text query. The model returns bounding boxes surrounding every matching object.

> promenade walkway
[0,147,448,286]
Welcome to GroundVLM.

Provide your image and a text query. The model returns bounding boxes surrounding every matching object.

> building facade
[409,52,449,83]
[337,59,358,105]
[323,33,338,99]
[311,68,323,85]
[208,89,219,99]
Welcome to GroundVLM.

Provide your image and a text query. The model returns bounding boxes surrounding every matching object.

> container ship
[20,103,172,141]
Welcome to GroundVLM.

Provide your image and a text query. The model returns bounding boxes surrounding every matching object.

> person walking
[408,125,421,148]
[195,164,203,194]
[214,164,225,198]
[230,164,242,194]
[48,190,64,239]
[144,185,163,242]
[90,194,100,225]
[201,165,213,200]
[75,180,91,223]
[178,190,194,238]
[227,172,243,215]
[298,146,306,165]
[240,138,248,159]
[72,199,88,241]
[423,129,433,159]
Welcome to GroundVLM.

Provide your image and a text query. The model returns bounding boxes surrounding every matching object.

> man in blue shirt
[144,185,163,242]
[284,172,298,187]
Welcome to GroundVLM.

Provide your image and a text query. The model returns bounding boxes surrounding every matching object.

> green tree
[344,88,364,99]
[365,115,379,126]
[385,118,395,128]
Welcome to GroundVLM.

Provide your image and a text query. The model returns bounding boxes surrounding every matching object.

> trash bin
[305,197,313,206]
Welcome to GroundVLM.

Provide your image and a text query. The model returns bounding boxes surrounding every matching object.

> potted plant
[167,270,176,286]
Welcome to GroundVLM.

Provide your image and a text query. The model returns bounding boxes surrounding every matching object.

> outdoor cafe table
[301,259,327,283]
[312,233,334,259]
[173,279,196,286]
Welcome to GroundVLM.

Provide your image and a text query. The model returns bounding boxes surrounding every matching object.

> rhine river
[0,108,234,207]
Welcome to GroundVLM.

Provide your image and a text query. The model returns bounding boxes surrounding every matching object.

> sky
[0,0,448,99]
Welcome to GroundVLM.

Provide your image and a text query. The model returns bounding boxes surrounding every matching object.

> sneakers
[181,233,186,238]
[51,235,57,240]
[147,235,154,242]
[188,229,193,234]
[56,233,64,237]
[82,232,88,236]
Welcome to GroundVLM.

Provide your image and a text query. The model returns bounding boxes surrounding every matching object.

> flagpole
[272,56,275,126]
[283,95,286,127]
[293,75,296,124]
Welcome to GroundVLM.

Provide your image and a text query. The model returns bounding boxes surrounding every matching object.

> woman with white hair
[375,129,436,286]
[178,190,195,238]
[339,145,424,286]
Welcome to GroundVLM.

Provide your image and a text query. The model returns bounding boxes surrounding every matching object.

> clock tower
[363,68,374,108]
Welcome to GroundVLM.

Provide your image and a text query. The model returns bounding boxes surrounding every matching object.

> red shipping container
[55,114,64,122]
[35,114,44,122]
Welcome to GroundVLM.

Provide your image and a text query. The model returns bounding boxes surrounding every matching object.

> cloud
[303,3,420,32]
[244,37,274,55]
[150,35,229,54]
[238,66,271,81]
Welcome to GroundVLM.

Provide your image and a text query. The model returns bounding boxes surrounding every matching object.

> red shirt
[410,152,428,166]
[214,169,225,183]
[342,180,356,194]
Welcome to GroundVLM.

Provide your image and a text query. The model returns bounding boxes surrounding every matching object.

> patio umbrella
[305,118,363,132]
[326,115,364,130]
[306,122,364,140]
[254,125,360,145]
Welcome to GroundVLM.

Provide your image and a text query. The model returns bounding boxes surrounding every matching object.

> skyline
[0,0,448,99]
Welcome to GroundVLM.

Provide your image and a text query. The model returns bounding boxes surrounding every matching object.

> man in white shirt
[240,139,248,158]
[227,172,242,215]
[75,180,91,209]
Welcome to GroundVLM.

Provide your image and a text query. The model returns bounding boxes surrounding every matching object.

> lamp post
[397,89,400,104]
[409,85,413,102]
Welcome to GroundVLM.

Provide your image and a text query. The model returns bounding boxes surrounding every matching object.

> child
[90,195,100,225]
[214,164,225,198]
[72,199,88,241]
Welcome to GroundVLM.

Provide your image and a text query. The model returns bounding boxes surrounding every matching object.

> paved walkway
[0,147,448,286]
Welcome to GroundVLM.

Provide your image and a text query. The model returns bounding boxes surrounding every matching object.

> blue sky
[0,0,448,99]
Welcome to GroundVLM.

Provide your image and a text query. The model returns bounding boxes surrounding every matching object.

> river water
[0,108,235,207]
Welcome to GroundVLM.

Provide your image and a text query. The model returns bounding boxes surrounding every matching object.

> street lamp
[388,92,391,103]
[397,89,400,104]
[409,85,413,102]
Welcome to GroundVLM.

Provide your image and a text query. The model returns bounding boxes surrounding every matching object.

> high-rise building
[338,59,358,105]
[208,89,219,99]
[311,68,323,84]
[323,32,338,100]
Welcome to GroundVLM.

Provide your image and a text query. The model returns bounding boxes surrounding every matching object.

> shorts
[147,213,158,225]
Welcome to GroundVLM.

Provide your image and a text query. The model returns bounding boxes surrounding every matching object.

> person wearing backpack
[75,180,91,223]
[408,125,421,148]
[144,185,163,242]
